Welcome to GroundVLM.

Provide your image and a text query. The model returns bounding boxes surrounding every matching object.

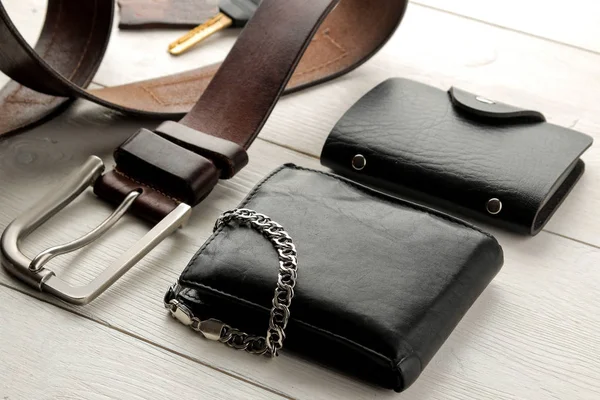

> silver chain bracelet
[165,208,298,357]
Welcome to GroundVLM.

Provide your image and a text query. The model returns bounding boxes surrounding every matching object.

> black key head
[220,0,261,27]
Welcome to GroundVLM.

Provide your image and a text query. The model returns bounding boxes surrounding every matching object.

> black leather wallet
[321,78,593,235]
[166,164,503,391]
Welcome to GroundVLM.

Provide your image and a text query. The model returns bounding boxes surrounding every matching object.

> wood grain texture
[0,101,599,400]
[253,4,600,248]
[0,287,282,400]
[1,1,600,399]
[413,0,600,53]
[7,0,600,249]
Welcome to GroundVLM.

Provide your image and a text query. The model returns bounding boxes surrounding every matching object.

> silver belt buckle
[0,156,191,305]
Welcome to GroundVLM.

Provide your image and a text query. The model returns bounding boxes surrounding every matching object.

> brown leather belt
[0,0,407,303]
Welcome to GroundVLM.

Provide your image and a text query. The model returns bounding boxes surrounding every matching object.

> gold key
[168,0,261,56]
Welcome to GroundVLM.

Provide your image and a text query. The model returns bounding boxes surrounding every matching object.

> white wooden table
[1,1,599,399]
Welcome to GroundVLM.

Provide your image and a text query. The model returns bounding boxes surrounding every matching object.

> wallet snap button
[486,198,503,215]
[352,154,366,171]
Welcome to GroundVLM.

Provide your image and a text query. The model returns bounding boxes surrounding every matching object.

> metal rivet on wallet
[352,154,367,171]
[486,198,503,215]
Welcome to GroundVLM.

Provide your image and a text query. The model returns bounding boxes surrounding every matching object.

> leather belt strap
[0,0,407,221]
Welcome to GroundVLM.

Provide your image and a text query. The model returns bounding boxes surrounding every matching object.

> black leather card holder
[321,78,593,235]
[173,164,503,391]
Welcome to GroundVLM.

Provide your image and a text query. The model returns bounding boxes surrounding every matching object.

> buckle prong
[29,190,141,272]
[1,156,192,305]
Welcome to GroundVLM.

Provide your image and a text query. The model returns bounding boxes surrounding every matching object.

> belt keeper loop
[112,129,220,206]
[155,121,249,179]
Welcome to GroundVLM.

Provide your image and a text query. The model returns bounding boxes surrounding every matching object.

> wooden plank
[413,0,600,53]
[0,0,236,87]
[0,286,282,400]
[1,0,44,45]
[1,2,600,399]
[3,0,600,246]
[0,100,599,399]
[254,4,600,247]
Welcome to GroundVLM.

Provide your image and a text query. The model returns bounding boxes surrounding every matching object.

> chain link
[166,208,298,357]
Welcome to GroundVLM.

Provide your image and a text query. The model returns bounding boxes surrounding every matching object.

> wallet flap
[321,78,593,234]
[448,87,546,122]
[177,165,503,391]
